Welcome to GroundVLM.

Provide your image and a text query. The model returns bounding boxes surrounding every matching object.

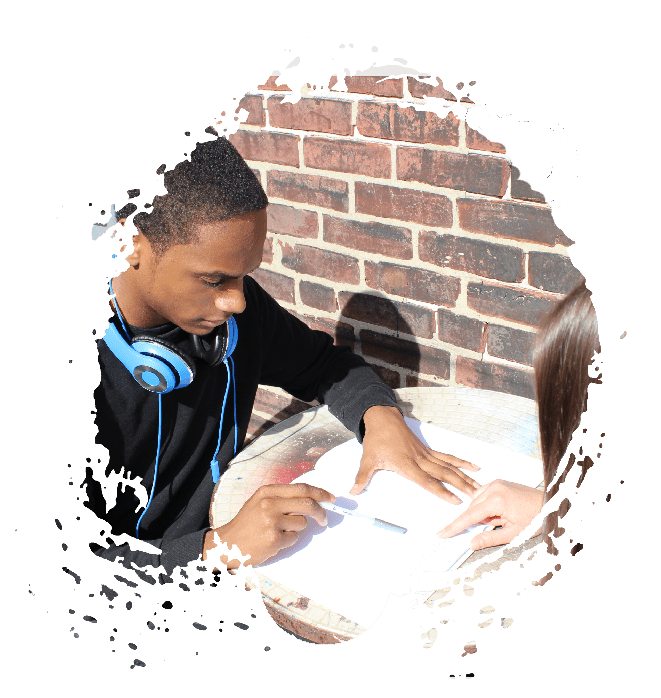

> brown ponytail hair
[533,281,600,545]
[534,281,600,487]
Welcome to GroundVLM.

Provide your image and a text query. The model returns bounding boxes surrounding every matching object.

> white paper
[258,418,543,627]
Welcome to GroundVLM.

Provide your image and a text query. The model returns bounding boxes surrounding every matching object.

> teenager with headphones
[90,137,480,577]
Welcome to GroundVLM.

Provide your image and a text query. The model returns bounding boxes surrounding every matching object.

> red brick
[408,76,457,101]
[368,363,401,389]
[406,375,445,388]
[465,125,506,154]
[510,166,546,203]
[279,242,360,285]
[456,356,535,400]
[229,130,300,167]
[250,268,295,304]
[418,231,524,283]
[267,203,318,239]
[487,324,535,366]
[304,137,391,178]
[408,76,474,102]
[360,330,417,371]
[323,215,412,260]
[528,251,584,294]
[361,329,451,379]
[467,282,557,327]
[364,261,460,307]
[258,76,291,91]
[356,102,460,146]
[330,75,404,98]
[236,94,265,127]
[267,170,349,212]
[299,280,337,312]
[457,198,571,246]
[253,387,311,418]
[397,147,509,197]
[262,236,273,264]
[355,182,452,227]
[339,292,435,339]
[267,96,353,135]
[290,311,356,349]
[437,309,486,352]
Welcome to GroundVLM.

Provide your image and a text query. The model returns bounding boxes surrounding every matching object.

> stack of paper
[258,418,543,628]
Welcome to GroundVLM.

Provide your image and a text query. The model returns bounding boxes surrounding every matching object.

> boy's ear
[125,226,145,269]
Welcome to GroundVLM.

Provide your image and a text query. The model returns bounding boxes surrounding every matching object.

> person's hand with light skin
[352,405,481,504]
[202,483,335,569]
[437,479,545,550]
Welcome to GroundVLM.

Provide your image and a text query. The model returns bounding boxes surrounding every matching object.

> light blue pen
[319,501,407,535]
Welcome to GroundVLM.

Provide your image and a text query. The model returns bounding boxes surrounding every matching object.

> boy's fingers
[398,468,463,504]
[277,514,309,533]
[274,496,329,526]
[259,483,335,503]
[429,450,480,472]
[422,461,480,497]
[350,464,373,496]
[276,530,300,551]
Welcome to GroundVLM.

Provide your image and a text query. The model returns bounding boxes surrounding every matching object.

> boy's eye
[203,278,225,288]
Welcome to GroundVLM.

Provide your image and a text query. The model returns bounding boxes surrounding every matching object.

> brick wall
[225,75,584,442]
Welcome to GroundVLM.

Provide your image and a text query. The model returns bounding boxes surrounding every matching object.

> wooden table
[210,386,542,644]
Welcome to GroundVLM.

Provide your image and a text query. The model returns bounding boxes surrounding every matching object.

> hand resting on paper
[437,479,544,550]
[353,405,481,504]
[202,483,335,569]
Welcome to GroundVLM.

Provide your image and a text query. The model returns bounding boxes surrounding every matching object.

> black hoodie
[89,276,399,578]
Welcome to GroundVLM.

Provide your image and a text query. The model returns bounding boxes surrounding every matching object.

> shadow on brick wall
[244,293,422,446]
[339,292,420,390]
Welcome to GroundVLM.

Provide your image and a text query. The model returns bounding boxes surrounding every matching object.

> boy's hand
[203,483,335,569]
[353,405,481,504]
[437,479,544,550]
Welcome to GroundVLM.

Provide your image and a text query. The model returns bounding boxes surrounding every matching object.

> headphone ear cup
[102,324,178,393]
[189,317,238,367]
[131,335,196,389]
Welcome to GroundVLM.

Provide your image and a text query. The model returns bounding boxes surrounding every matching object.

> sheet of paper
[258,418,543,628]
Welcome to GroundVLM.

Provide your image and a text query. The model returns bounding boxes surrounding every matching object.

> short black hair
[129,137,267,258]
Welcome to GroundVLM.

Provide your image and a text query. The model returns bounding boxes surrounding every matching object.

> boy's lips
[197,317,229,327]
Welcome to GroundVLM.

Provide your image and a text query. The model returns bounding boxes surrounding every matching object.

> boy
[90,137,479,577]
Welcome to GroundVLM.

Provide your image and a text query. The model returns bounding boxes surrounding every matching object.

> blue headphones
[101,279,240,537]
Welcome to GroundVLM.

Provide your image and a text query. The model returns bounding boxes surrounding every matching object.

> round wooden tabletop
[210,386,541,643]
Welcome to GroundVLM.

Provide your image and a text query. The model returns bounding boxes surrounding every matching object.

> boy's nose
[215,279,246,315]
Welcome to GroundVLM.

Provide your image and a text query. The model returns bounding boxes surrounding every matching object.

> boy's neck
[111,270,168,330]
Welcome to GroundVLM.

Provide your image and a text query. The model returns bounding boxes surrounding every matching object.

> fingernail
[349,485,359,495]
[437,529,447,538]
[452,495,461,504]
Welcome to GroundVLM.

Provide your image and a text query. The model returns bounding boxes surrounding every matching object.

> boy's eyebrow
[196,263,261,279]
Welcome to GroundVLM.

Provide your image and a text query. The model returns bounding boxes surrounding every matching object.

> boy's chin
[185,320,223,335]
